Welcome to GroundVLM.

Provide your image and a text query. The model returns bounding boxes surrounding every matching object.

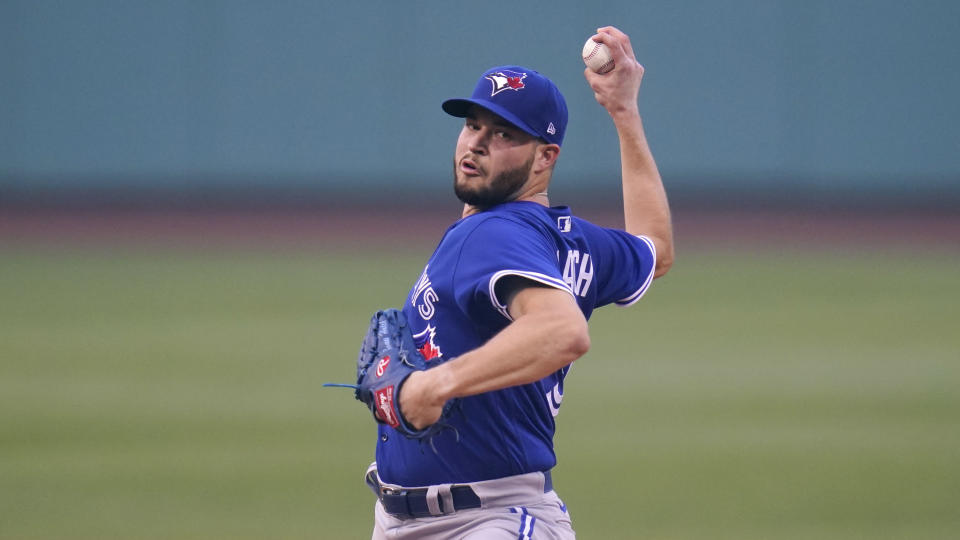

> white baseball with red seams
[582,38,614,74]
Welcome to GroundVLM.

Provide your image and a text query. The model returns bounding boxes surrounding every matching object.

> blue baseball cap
[442,65,568,146]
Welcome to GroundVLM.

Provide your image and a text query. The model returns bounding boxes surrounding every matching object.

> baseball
[582,38,614,74]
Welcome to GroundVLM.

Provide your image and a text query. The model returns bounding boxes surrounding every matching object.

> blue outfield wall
[1,1,958,204]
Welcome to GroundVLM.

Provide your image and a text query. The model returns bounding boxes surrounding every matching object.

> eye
[494,129,511,140]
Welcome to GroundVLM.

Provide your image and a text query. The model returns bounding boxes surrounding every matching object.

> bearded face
[452,153,534,208]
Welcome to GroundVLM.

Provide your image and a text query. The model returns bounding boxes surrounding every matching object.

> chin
[454,176,483,196]
[456,170,485,185]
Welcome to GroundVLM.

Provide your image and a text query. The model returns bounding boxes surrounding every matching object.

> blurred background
[2,1,958,539]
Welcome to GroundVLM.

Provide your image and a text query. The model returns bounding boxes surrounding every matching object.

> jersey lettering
[418,288,439,320]
[545,365,571,417]
[411,266,439,320]
[562,250,594,297]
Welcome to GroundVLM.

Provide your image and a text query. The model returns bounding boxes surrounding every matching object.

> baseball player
[364,26,673,538]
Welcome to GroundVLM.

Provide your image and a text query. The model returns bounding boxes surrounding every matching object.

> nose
[466,127,489,156]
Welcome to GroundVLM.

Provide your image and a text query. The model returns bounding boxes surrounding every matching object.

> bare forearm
[428,311,588,402]
[614,111,674,276]
[399,286,588,429]
[586,26,674,278]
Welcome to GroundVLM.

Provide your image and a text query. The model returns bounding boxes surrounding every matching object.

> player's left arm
[399,279,588,429]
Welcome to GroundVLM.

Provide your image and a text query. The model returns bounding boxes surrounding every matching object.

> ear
[533,143,560,174]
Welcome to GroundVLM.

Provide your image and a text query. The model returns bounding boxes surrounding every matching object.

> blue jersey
[376,201,656,486]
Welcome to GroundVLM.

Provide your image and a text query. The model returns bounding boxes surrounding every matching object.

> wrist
[613,112,648,149]
[606,95,639,117]
[609,105,641,126]
[426,361,459,404]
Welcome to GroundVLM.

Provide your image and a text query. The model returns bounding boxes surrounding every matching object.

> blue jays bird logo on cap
[485,70,527,96]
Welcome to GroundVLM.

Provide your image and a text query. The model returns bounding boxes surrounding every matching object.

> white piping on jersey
[489,270,575,321]
[615,235,657,307]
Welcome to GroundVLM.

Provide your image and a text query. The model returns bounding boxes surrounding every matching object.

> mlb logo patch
[557,216,571,233]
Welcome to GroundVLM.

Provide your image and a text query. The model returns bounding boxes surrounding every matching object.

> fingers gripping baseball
[584,26,645,116]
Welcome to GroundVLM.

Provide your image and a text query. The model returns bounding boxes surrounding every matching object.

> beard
[452,154,534,209]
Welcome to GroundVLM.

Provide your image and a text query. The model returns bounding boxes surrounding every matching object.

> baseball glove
[326,309,456,441]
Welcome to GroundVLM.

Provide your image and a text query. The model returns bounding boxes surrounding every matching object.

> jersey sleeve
[582,223,657,308]
[452,217,572,322]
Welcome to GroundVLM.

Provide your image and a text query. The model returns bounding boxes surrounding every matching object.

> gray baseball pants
[366,463,576,539]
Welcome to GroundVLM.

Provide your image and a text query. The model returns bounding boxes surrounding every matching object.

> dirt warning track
[1,205,958,252]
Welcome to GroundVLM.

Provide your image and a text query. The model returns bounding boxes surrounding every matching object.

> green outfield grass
[1,246,958,539]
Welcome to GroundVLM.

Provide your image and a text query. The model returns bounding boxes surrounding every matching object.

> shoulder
[571,215,654,249]
[457,203,556,242]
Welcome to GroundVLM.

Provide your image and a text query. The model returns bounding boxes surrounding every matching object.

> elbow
[654,254,673,279]
[562,317,591,361]
[653,243,675,279]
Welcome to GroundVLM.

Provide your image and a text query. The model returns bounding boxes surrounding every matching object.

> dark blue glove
[350,309,455,440]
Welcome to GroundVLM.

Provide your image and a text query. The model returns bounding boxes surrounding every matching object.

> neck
[523,191,550,206]
[460,173,552,218]
[461,191,550,219]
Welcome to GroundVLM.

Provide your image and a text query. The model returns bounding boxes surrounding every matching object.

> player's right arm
[399,280,589,430]
[585,26,674,279]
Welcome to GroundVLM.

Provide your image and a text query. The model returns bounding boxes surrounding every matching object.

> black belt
[367,470,553,520]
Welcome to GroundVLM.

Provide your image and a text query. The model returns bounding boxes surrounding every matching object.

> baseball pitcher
[334,26,674,539]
